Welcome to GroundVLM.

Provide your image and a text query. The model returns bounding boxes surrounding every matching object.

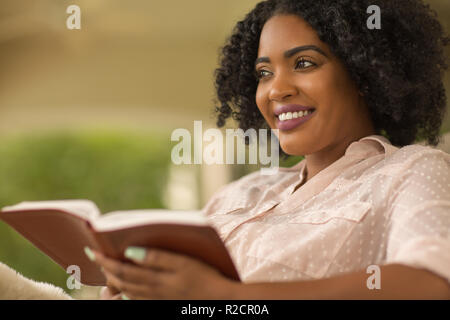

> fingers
[103,269,171,300]
[99,286,109,300]
[85,247,196,299]
[100,287,126,300]
[85,247,227,299]
[111,293,124,300]
[92,250,163,286]
[105,277,120,295]
[100,286,119,300]
[124,247,194,271]
[103,269,149,297]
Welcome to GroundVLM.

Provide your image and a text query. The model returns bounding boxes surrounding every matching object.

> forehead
[258,14,326,55]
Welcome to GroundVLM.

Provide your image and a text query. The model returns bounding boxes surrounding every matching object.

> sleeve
[385,149,450,283]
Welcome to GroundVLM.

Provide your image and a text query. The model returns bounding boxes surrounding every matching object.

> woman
[90,0,450,299]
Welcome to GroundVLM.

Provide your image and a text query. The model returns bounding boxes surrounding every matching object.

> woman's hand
[99,286,122,300]
[89,247,237,300]
[97,272,122,299]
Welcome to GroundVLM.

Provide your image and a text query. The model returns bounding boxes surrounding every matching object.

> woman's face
[255,14,374,156]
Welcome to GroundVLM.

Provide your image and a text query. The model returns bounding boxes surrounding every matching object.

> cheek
[308,68,355,124]
[310,67,363,142]
[321,65,359,109]
[255,86,272,122]
[307,69,337,102]
[255,86,265,112]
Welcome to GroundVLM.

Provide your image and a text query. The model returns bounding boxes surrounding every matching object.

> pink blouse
[201,135,450,284]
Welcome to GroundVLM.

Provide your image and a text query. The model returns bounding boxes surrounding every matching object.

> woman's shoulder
[382,143,450,204]
[385,142,450,168]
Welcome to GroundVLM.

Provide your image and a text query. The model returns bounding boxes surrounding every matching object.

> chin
[279,142,305,157]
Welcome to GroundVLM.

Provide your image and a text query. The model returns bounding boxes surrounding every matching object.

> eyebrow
[255,45,328,65]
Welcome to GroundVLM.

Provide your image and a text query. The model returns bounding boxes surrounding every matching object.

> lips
[275,108,316,131]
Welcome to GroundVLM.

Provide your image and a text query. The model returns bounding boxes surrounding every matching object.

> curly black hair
[214,0,450,157]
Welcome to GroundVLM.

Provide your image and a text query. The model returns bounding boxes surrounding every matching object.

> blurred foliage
[280,155,304,167]
[0,130,172,291]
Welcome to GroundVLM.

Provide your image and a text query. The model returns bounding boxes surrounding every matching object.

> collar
[280,134,398,179]
[344,134,398,159]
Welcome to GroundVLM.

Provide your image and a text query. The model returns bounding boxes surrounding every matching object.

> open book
[0,200,240,286]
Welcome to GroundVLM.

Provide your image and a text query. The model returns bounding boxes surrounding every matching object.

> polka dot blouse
[201,135,450,283]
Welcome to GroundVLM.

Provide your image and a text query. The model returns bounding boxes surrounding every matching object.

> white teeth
[278,110,314,121]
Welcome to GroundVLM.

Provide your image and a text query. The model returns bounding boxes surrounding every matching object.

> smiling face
[255,14,374,157]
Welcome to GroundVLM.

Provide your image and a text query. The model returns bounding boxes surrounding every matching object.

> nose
[268,73,298,102]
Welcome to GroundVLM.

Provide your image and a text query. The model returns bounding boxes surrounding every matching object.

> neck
[304,128,375,182]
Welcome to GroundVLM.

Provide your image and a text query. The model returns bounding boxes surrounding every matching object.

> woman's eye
[295,59,315,69]
[256,69,272,79]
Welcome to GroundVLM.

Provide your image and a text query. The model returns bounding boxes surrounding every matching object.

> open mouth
[277,108,316,121]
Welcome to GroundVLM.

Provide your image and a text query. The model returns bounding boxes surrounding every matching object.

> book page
[93,209,208,232]
[1,200,101,221]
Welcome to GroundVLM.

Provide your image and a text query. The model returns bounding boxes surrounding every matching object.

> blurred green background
[0,0,448,298]
[0,130,173,295]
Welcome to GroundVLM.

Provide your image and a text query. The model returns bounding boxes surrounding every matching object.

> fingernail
[84,246,95,262]
[122,294,130,300]
[124,246,146,262]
